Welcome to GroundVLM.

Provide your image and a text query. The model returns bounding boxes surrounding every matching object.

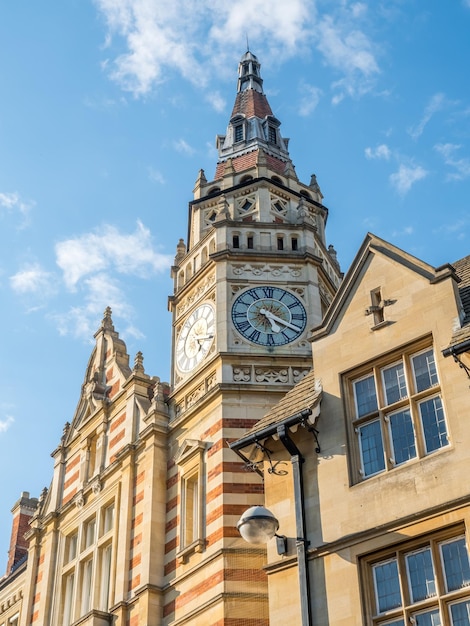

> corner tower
[164,52,342,624]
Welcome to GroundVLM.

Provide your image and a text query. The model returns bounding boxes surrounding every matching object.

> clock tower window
[268,125,277,144]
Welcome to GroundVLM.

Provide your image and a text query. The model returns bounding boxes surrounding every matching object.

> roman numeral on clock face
[231,286,307,346]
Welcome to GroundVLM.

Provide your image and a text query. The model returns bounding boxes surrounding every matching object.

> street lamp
[237,505,287,555]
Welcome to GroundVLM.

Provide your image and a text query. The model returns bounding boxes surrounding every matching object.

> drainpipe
[277,423,312,626]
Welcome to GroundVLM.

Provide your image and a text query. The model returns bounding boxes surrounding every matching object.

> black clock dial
[231,286,307,346]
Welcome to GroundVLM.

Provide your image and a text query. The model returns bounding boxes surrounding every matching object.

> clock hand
[258,308,281,332]
[193,333,213,343]
[259,308,302,332]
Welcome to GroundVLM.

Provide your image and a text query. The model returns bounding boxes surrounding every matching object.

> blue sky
[1,0,470,566]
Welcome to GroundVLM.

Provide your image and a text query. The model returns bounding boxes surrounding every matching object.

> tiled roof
[231,89,273,119]
[214,150,287,180]
[453,254,470,322]
[242,369,320,438]
[448,254,470,348]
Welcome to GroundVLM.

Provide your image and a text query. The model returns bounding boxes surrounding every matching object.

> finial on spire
[133,351,145,373]
[101,306,114,331]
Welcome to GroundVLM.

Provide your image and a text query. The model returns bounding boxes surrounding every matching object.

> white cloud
[55,221,172,290]
[148,167,165,184]
[10,263,56,296]
[435,143,470,181]
[0,191,35,226]
[205,91,226,113]
[316,6,379,103]
[392,225,414,237]
[52,272,137,340]
[365,144,391,160]
[0,415,14,434]
[93,0,379,102]
[433,216,468,242]
[173,139,195,155]
[389,163,428,195]
[408,93,446,140]
[209,0,313,53]
[298,84,322,116]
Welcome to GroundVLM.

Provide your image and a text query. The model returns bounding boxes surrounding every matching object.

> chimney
[6,491,38,575]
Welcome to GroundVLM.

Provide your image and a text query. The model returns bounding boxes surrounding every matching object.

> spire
[214,51,292,179]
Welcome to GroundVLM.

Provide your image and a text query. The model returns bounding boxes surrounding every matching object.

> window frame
[362,526,470,626]
[175,439,207,562]
[344,339,449,483]
[58,499,116,623]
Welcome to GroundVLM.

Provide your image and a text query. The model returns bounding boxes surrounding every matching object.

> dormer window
[268,126,277,144]
[234,124,243,142]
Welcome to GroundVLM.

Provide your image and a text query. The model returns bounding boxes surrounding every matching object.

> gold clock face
[176,303,215,372]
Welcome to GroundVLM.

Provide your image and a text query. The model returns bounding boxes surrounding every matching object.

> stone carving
[255,368,289,383]
[75,491,85,509]
[177,272,216,316]
[231,263,303,278]
[319,280,333,306]
[293,369,310,383]
[173,371,219,419]
[232,366,311,385]
[186,384,205,409]
[233,367,252,382]
[206,371,217,390]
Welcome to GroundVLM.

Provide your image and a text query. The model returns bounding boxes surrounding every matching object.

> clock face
[176,303,215,372]
[231,286,307,346]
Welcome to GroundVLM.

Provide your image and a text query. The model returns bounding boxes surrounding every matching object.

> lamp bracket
[451,352,470,380]
[253,440,289,476]
[299,418,321,453]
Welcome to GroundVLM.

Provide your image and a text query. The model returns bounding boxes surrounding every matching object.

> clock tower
[164,51,342,624]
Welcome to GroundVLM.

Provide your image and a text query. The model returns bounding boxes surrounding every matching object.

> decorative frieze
[255,368,289,383]
[176,275,216,317]
[173,371,218,419]
[233,367,251,382]
[231,263,303,279]
[232,365,310,384]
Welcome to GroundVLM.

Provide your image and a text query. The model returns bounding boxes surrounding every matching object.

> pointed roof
[231,50,273,119]
[214,51,292,179]
[311,233,457,341]
[64,307,134,441]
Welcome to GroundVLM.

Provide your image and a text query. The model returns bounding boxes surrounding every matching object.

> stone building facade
[2,50,469,626]
[232,234,470,625]
[0,52,341,626]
